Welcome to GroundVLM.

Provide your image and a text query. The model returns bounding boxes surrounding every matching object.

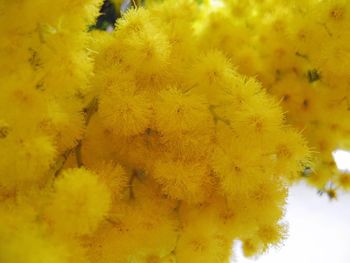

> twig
[53,148,73,177]
[52,97,99,176]
[131,0,138,8]
[75,141,83,167]
[74,96,98,167]
[209,105,231,125]
[83,97,99,126]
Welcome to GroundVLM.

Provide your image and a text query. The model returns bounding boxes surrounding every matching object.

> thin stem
[53,148,73,177]
[131,0,138,8]
[209,105,231,126]
[52,97,98,176]
[75,141,83,168]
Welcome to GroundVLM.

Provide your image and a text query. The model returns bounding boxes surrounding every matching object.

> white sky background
[232,150,350,263]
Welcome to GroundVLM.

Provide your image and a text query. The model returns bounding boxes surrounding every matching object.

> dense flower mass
[85,2,311,260]
[3,0,349,262]
[195,0,350,194]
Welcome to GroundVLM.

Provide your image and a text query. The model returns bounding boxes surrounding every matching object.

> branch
[131,0,138,8]
[74,96,98,167]
[52,97,99,176]
[53,148,73,177]
[209,105,231,126]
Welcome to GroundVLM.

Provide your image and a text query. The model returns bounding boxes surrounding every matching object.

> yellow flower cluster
[196,0,350,193]
[85,1,309,261]
[0,0,311,262]
[0,0,102,192]
[0,0,108,262]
